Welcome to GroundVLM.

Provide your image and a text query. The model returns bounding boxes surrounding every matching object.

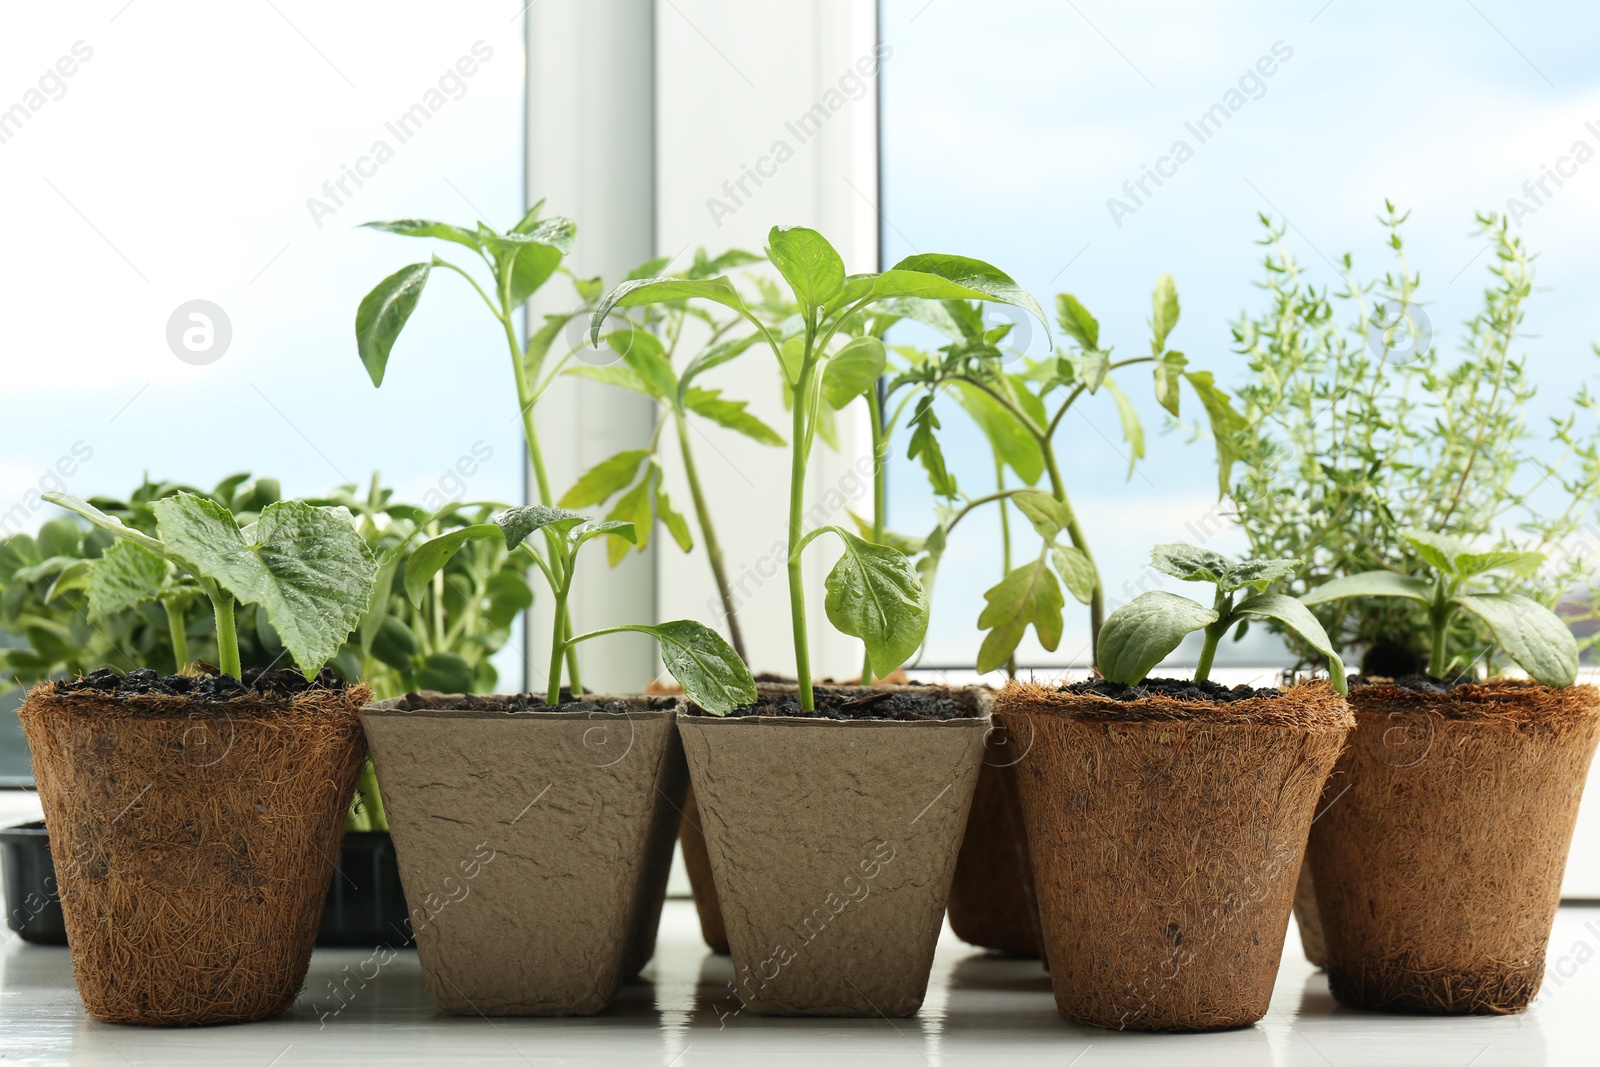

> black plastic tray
[1,822,414,949]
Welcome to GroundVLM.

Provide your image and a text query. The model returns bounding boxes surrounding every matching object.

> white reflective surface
[3,899,1598,1065]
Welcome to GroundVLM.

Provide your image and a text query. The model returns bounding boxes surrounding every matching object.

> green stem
[676,410,747,662]
[547,579,570,705]
[163,597,190,673]
[1043,448,1104,659]
[790,355,817,711]
[861,385,888,685]
[1428,580,1453,679]
[211,591,241,680]
[995,453,1016,679]
[1194,629,1221,683]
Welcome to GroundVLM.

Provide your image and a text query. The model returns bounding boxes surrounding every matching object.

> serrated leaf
[1097,590,1218,686]
[1183,369,1245,498]
[86,541,168,620]
[1299,571,1435,606]
[1452,593,1578,688]
[1079,349,1110,392]
[1403,530,1469,574]
[1154,349,1188,416]
[977,559,1064,673]
[1236,592,1346,694]
[1102,379,1146,479]
[604,476,653,565]
[494,504,587,549]
[628,620,755,716]
[823,529,930,677]
[1052,545,1097,605]
[356,262,430,387]
[821,336,887,409]
[1151,273,1180,350]
[403,524,504,606]
[685,388,785,445]
[907,395,958,499]
[1056,293,1099,350]
[153,495,376,677]
[654,482,693,552]
[767,225,846,308]
[559,450,651,509]
[1011,490,1073,541]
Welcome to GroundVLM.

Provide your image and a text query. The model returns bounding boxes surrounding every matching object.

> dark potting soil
[1062,677,1283,704]
[57,666,346,702]
[399,692,673,715]
[716,684,974,721]
[1348,673,1476,695]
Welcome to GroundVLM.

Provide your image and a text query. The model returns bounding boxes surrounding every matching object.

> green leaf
[1151,273,1180,350]
[564,362,651,394]
[153,496,376,677]
[1402,530,1468,575]
[44,559,93,602]
[1224,559,1302,593]
[1079,349,1110,393]
[821,336,887,408]
[1102,379,1146,478]
[848,511,925,555]
[1153,350,1188,416]
[416,650,474,693]
[485,222,573,305]
[494,504,587,549]
[1455,549,1545,580]
[404,525,503,606]
[604,477,653,566]
[86,541,167,620]
[41,492,165,552]
[1236,592,1347,695]
[1010,490,1072,540]
[569,519,637,550]
[685,388,785,446]
[1183,370,1245,498]
[907,395,958,498]
[873,254,1049,336]
[767,226,846,309]
[977,559,1064,673]
[1299,571,1435,606]
[1056,293,1099,350]
[362,219,480,251]
[1451,593,1578,688]
[1150,543,1235,585]
[484,570,534,630]
[823,529,930,677]
[369,614,420,672]
[679,333,760,402]
[625,620,755,716]
[654,482,693,552]
[1097,590,1218,686]
[601,328,678,405]
[950,382,1045,485]
[1052,545,1097,605]
[356,262,430,387]
[558,450,651,509]
[591,277,754,346]
[36,519,80,560]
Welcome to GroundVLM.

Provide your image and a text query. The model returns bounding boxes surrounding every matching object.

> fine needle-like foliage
[1100,543,1346,695]
[591,225,1049,711]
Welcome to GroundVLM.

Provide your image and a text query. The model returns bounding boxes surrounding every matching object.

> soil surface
[395,692,672,715]
[1348,673,1476,694]
[1061,677,1283,704]
[57,666,346,701]
[716,684,974,721]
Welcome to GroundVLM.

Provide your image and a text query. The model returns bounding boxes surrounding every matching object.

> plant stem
[789,355,817,711]
[163,597,190,673]
[212,592,241,680]
[1043,448,1104,658]
[1428,580,1452,679]
[861,385,888,685]
[675,409,746,661]
[1194,588,1232,684]
[547,578,570,705]
[995,453,1016,679]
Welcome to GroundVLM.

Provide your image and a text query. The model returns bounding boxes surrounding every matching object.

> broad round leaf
[631,619,755,716]
[767,225,846,309]
[493,504,587,548]
[356,262,430,387]
[1451,593,1578,688]
[1097,590,1218,687]
[1236,592,1347,695]
[1150,543,1233,585]
[1299,570,1434,606]
[822,529,930,678]
[821,336,887,409]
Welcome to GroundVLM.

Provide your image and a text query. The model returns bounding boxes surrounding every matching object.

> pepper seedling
[591,225,1049,711]
[1300,530,1577,688]
[405,504,755,715]
[1099,544,1347,695]
[40,491,377,681]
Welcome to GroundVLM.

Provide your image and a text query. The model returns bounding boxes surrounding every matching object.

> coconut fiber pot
[1306,677,1600,1014]
[16,671,369,1026]
[946,711,1043,957]
[1004,678,1352,1031]
[361,692,684,1016]
[679,684,989,1018]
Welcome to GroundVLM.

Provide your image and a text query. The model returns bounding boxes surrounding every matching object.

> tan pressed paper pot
[679,684,989,1017]
[360,693,685,1016]
[1005,679,1352,1031]
[17,679,369,1026]
[1307,678,1600,1014]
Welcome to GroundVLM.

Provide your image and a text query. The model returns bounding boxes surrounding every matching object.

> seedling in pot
[591,225,1049,710]
[38,491,377,681]
[1300,530,1577,688]
[404,504,754,715]
[1099,544,1346,695]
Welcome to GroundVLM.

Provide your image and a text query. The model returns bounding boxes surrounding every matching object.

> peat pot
[678,683,989,1017]
[360,692,684,1016]
[1307,677,1600,1014]
[1004,677,1352,1031]
[16,670,369,1026]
